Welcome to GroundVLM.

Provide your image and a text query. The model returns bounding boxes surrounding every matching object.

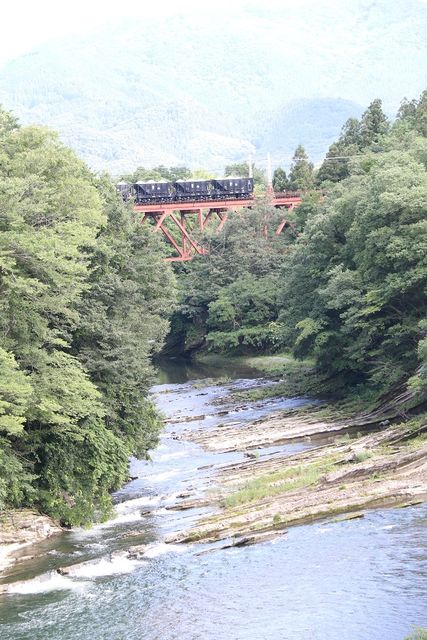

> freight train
[116,177,254,204]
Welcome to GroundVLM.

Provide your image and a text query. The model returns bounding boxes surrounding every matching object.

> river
[0,359,426,639]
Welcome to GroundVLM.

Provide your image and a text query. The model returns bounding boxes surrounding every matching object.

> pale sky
[0,0,370,68]
[2,0,427,70]
[0,0,260,68]
[0,0,148,67]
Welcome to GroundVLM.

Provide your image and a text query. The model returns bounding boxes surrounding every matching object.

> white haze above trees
[5,0,419,68]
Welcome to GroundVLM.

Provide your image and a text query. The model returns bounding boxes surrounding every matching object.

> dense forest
[170,91,427,402]
[1,89,426,525]
[0,110,176,525]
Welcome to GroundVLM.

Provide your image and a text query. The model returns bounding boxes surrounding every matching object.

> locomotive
[116,177,254,204]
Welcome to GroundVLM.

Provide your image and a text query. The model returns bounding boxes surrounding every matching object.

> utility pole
[267,153,273,194]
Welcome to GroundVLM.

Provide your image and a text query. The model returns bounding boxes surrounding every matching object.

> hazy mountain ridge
[0,0,426,172]
[257,98,366,167]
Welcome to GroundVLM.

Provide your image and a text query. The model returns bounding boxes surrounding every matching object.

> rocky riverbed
[166,407,427,545]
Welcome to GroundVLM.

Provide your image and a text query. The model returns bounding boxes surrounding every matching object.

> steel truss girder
[137,194,302,261]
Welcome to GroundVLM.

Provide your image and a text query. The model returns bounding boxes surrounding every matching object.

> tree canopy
[276,92,427,399]
[0,108,176,525]
[316,100,391,185]
[166,200,297,355]
[272,167,290,192]
[288,145,315,191]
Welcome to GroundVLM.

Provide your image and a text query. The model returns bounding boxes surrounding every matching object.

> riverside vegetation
[1,89,427,540]
[0,109,176,527]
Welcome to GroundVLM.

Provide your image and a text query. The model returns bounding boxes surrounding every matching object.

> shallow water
[1,360,426,639]
[153,356,261,385]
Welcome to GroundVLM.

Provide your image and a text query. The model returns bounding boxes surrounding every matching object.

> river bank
[0,511,62,574]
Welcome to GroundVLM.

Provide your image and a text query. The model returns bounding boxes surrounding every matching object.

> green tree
[404,629,427,640]
[191,168,216,179]
[396,97,418,127]
[359,98,389,149]
[0,105,18,138]
[340,117,362,148]
[272,167,290,192]
[415,90,427,137]
[288,145,315,191]
[168,202,295,355]
[122,164,191,183]
[0,108,177,524]
[152,165,191,181]
[0,118,115,522]
[0,348,32,436]
[317,118,362,185]
[316,142,350,184]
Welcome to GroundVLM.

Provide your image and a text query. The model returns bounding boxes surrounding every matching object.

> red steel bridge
[135,191,302,261]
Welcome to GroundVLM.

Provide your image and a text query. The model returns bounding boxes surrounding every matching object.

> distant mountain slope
[257,98,366,167]
[0,0,426,173]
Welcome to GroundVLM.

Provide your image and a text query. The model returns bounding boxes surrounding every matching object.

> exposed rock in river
[165,410,427,545]
[0,510,62,573]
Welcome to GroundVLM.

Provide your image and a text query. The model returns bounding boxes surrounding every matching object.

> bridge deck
[134,194,301,213]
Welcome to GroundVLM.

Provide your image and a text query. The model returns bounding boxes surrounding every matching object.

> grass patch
[403,415,427,434]
[407,433,427,448]
[404,629,427,640]
[198,352,315,380]
[232,381,289,402]
[335,433,351,444]
[198,352,306,376]
[191,376,231,388]
[231,353,314,376]
[353,450,372,463]
[224,457,338,509]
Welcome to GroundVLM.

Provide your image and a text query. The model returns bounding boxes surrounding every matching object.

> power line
[322,155,362,160]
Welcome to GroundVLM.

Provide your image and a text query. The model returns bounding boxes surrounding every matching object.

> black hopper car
[116,177,254,204]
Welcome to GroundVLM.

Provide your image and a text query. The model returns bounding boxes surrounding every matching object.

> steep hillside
[0,0,426,172]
